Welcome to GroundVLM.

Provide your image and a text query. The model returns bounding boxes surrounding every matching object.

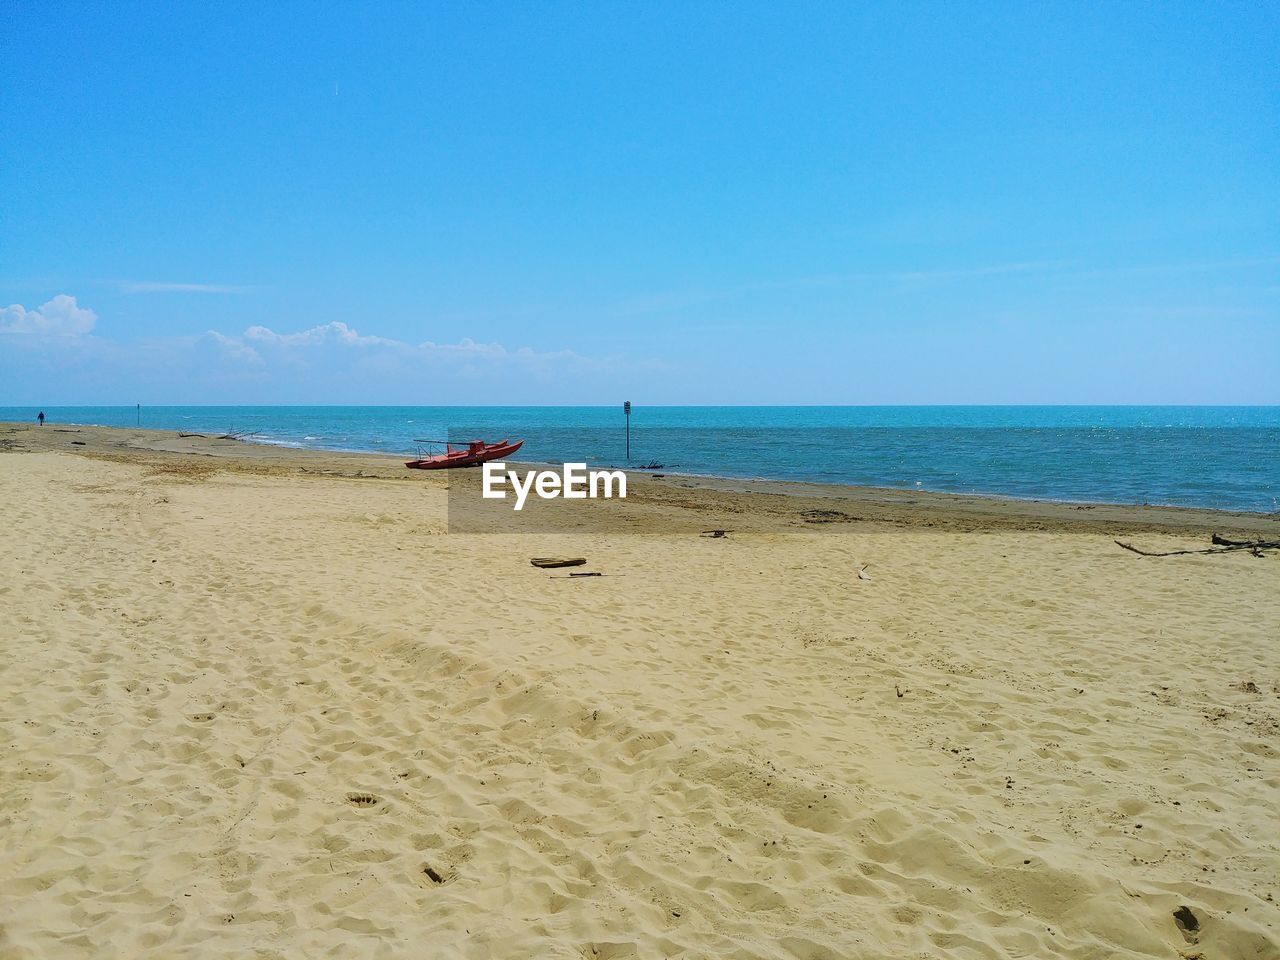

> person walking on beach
[37,411,45,426]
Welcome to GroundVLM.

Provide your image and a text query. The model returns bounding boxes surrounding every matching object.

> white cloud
[0,306,631,403]
[0,295,98,336]
[121,281,249,294]
[203,330,264,365]
[243,321,399,347]
[410,336,587,365]
[230,321,592,366]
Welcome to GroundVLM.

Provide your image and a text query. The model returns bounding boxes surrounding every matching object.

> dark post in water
[623,400,631,461]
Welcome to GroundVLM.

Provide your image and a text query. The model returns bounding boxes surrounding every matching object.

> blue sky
[2,2,1277,404]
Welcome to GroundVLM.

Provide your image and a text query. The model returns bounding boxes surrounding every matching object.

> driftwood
[1211,534,1272,547]
[1115,536,1280,557]
[178,432,207,438]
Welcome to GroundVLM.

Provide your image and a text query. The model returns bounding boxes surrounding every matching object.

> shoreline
[4,420,1278,537]
[6,413,1278,516]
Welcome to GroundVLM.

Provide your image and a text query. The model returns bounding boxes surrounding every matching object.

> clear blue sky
[2,2,1276,404]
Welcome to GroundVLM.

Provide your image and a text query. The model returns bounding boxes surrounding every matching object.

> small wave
[252,436,307,449]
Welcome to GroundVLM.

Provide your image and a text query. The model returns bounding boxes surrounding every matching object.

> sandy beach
[2,422,1278,959]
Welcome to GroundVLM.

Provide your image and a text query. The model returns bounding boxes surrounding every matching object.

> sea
[4,405,1278,514]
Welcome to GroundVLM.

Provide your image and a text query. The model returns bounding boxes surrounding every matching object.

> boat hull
[405,439,524,470]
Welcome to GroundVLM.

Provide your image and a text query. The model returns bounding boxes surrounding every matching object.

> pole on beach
[136,403,140,426]
[623,401,631,461]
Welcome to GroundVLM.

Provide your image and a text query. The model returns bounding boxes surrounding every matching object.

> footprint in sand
[1173,905,1200,942]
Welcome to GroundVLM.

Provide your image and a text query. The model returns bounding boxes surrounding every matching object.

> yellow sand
[2,423,1278,959]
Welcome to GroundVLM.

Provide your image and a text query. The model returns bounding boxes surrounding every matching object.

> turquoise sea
[4,406,1278,514]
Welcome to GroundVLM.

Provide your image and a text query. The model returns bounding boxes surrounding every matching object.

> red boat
[405,438,524,470]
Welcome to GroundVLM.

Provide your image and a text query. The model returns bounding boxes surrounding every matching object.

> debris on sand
[1115,536,1279,557]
